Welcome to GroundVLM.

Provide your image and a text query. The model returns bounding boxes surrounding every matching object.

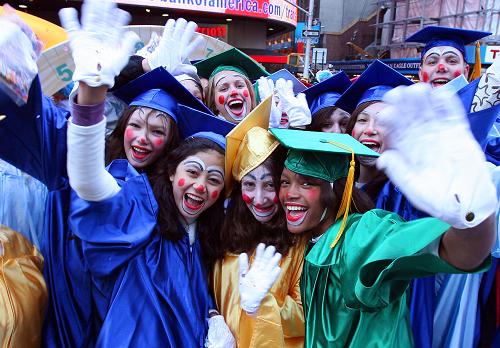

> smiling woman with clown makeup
[195,48,269,123]
[0,1,234,346]
[212,99,305,348]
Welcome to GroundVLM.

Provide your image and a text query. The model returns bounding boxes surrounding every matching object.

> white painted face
[170,151,225,224]
[419,46,469,88]
[212,70,252,123]
[240,164,278,223]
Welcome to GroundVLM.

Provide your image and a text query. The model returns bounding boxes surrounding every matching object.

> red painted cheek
[243,90,249,98]
[211,190,219,199]
[453,70,462,78]
[125,128,134,141]
[218,95,225,105]
[154,138,164,147]
[242,194,253,204]
[422,72,430,83]
[351,130,356,138]
[273,195,279,204]
[307,188,321,200]
[177,178,185,187]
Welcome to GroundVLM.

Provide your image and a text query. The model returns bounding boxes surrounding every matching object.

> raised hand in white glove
[256,77,283,128]
[275,78,311,128]
[59,0,137,88]
[376,83,498,229]
[238,243,282,315]
[147,18,204,74]
[205,315,236,348]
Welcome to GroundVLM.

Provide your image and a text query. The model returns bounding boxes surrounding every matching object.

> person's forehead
[213,71,246,86]
[423,45,463,60]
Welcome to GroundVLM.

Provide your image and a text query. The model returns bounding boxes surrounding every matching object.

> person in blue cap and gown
[302,71,352,133]
[402,26,500,348]
[0,1,227,345]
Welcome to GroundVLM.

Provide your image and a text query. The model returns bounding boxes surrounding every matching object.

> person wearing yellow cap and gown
[271,81,497,347]
[211,97,306,347]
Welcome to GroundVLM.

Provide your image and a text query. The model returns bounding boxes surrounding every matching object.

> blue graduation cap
[405,26,491,59]
[113,67,213,119]
[303,71,351,116]
[176,104,235,150]
[336,60,413,114]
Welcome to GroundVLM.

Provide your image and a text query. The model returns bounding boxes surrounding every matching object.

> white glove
[256,77,282,128]
[59,0,137,88]
[205,315,236,348]
[135,31,160,58]
[147,18,204,73]
[275,78,311,128]
[238,243,282,315]
[376,83,498,229]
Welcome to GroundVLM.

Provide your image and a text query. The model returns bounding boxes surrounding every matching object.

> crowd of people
[0,0,499,347]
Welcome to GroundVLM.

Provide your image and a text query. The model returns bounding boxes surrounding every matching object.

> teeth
[132,146,149,153]
[228,100,243,106]
[433,79,449,84]
[186,193,203,202]
[287,205,307,211]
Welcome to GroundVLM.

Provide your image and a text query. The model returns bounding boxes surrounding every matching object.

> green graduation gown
[301,209,490,348]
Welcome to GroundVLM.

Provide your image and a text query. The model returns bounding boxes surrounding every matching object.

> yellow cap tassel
[325,141,356,248]
[469,41,482,82]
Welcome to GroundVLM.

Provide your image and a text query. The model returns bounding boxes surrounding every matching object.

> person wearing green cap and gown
[270,80,497,347]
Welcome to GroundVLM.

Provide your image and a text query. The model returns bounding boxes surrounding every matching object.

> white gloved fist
[275,78,311,128]
[147,18,204,73]
[59,0,137,88]
[205,315,236,348]
[376,82,498,229]
[238,243,282,315]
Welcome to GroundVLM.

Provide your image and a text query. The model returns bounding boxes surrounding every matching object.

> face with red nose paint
[123,107,172,169]
[419,46,469,88]
[170,150,225,223]
[279,168,333,236]
[240,164,278,223]
[212,70,252,123]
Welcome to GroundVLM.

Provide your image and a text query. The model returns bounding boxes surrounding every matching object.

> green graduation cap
[194,48,270,81]
[270,128,380,248]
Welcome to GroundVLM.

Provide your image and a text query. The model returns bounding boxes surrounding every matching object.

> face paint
[240,164,278,223]
[212,71,252,123]
[420,46,468,88]
[279,168,333,236]
[352,102,387,166]
[123,107,171,170]
[170,151,225,223]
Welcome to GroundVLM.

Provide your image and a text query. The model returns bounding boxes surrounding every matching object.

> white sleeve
[67,118,121,201]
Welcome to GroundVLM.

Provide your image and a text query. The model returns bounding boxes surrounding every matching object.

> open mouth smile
[131,145,152,160]
[285,203,308,226]
[360,139,381,153]
[251,204,277,218]
[225,98,247,120]
[182,192,206,215]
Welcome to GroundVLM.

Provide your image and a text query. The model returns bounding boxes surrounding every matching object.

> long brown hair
[217,147,297,258]
[306,106,336,132]
[205,72,256,119]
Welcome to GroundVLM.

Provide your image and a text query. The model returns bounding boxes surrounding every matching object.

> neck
[358,163,384,184]
[311,214,336,238]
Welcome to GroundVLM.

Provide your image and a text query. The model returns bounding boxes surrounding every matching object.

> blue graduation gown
[0,77,98,347]
[69,160,212,347]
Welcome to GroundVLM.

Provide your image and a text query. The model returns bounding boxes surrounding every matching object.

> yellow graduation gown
[212,243,305,348]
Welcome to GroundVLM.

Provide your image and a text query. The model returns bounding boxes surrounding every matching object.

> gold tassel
[469,41,482,82]
[324,141,356,248]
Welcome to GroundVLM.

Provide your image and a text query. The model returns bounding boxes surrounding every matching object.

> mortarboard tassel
[469,41,482,82]
[325,140,356,248]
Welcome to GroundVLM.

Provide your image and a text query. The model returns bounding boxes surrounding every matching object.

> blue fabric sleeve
[0,76,69,190]
[69,160,159,277]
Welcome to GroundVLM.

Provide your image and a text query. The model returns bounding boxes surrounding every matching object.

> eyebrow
[214,74,245,87]
[208,168,224,178]
[183,160,204,170]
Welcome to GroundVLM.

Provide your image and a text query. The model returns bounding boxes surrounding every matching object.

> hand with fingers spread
[146,18,204,74]
[376,83,497,229]
[238,243,282,315]
[275,78,311,128]
[58,0,138,88]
